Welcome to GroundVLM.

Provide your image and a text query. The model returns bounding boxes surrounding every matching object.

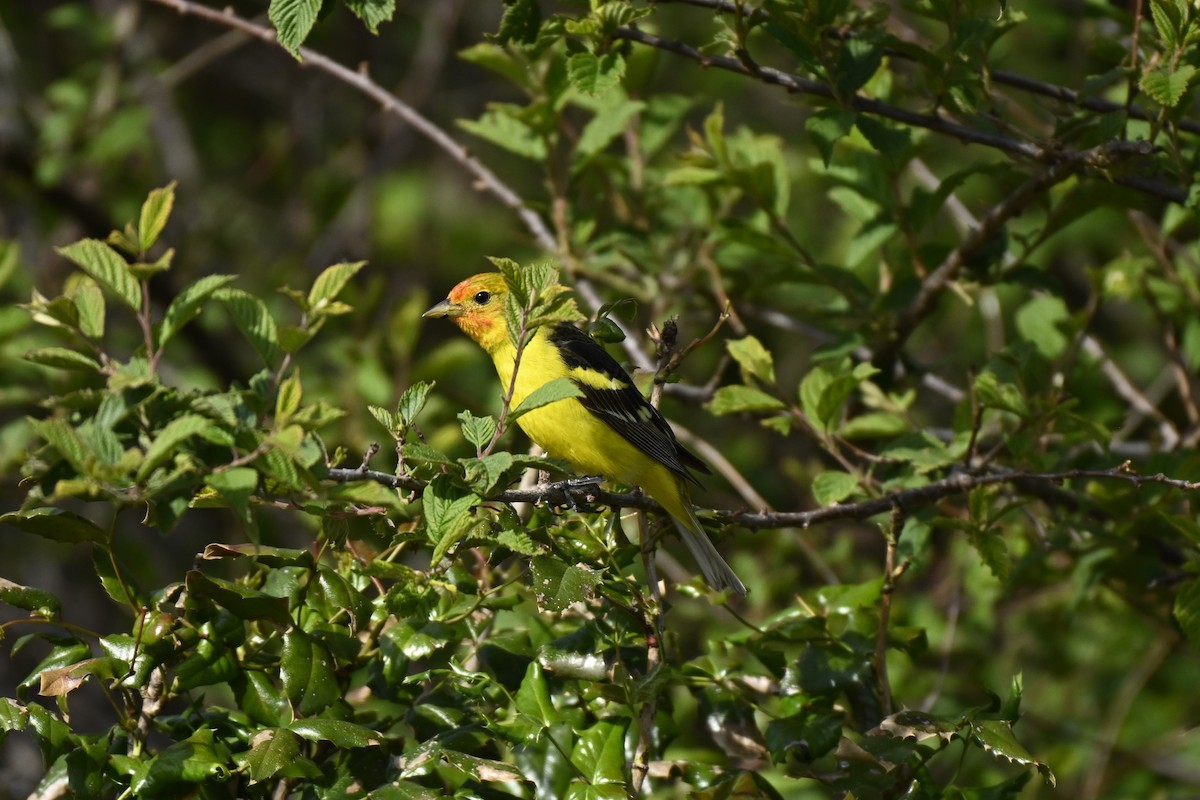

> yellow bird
[424,272,746,596]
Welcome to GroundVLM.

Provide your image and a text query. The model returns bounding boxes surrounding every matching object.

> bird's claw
[550,475,603,511]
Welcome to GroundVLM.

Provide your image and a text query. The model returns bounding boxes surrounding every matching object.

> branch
[873,139,1153,371]
[610,27,1185,205]
[654,0,1200,136]
[326,462,1200,531]
[140,0,558,253]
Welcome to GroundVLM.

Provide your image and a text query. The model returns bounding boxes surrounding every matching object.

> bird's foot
[549,476,603,510]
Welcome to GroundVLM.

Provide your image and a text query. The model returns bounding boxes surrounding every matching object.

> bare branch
[140,0,558,253]
[326,461,1200,531]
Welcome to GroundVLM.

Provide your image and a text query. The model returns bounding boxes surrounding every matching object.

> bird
[423,272,747,596]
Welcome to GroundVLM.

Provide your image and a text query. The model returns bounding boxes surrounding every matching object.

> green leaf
[571,720,627,784]
[290,718,381,748]
[70,276,105,338]
[511,661,560,740]
[1140,64,1196,107]
[811,471,858,506]
[138,181,176,253]
[275,369,303,426]
[764,705,843,762]
[281,630,340,714]
[397,381,433,427]
[185,571,292,625]
[425,476,481,564]
[807,110,856,166]
[1150,0,1180,49]
[567,52,625,97]
[269,0,321,59]
[55,239,141,311]
[727,335,776,384]
[215,288,280,366]
[200,542,312,567]
[1174,578,1200,645]
[706,385,785,416]
[308,261,365,315]
[244,727,310,782]
[458,411,497,449]
[575,98,645,162]
[974,369,1029,417]
[510,377,583,421]
[130,729,232,794]
[22,347,101,372]
[158,274,238,348]
[344,0,395,33]
[494,0,541,44]
[29,419,93,475]
[1014,295,1069,359]
[530,555,601,612]
[205,468,259,523]
[459,106,548,161]
[137,414,216,480]
[970,719,1056,786]
[968,526,1011,581]
[0,578,62,617]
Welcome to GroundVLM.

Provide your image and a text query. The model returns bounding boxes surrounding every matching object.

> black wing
[548,323,709,485]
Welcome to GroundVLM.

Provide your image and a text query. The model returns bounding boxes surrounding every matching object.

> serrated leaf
[706,385,785,415]
[55,239,141,311]
[727,335,776,384]
[494,0,541,44]
[510,378,582,421]
[567,52,626,97]
[425,476,481,564]
[215,288,280,366]
[70,276,105,338]
[369,405,396,435]
[158,274,238,348]
[458,411,497,449]
[1140,64,1196,107]
[138,414,216,480]
[459,107,548,161]
[29,418,92,475]
[344,0,394,33]
[811,471,858,506]
[138,181,176,253]
[970,719,1055,786]
[268,0,321,59]
[530,555,600,612]
[308,261,364,315]
[22,347,101,372]
[397,381,433,427]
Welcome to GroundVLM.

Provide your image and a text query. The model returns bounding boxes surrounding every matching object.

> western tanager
[424,272,746,596]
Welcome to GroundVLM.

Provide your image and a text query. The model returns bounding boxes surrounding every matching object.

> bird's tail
[672,512,747,597]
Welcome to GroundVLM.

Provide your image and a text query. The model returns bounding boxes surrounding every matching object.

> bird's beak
[423,298,462,319]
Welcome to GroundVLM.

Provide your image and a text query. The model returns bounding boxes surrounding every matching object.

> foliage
[3,0,1200,799]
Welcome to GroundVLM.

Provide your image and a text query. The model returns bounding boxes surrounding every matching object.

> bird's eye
[474,291,491,305]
